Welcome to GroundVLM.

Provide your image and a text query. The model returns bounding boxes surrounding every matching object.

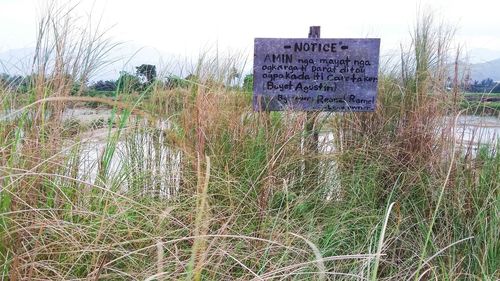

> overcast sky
[1,0,500,75]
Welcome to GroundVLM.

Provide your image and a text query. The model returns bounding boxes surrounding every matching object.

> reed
[0,3,497,280]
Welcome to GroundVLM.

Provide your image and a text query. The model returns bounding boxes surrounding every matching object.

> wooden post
[304,26,320,188]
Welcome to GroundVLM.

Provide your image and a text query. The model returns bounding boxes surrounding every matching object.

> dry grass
[0,3,498,281]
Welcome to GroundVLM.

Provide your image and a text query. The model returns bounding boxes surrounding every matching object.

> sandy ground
[62,107,112,127]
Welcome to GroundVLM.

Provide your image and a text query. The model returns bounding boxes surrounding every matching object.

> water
[74,114,499,196]
[453,115,499,150]
[3,108,498,195]
[316,115,499,199]
[317,115,500,155]
[74,121,182,197]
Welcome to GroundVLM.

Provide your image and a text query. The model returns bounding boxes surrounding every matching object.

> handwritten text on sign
[253,38,380,111]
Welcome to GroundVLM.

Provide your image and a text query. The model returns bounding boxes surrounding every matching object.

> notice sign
[253,38,380,111]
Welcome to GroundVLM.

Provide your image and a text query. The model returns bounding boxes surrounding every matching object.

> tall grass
[0,4,498,280]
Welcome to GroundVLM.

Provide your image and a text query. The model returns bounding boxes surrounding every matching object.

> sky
[1,0,500,77]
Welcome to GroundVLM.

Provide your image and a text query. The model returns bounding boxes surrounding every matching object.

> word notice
[253,38,380,111]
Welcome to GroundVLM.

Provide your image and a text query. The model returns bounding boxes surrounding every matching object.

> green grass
[0,6,498,281]
[463,92,500,98]
[461,100,500,115]
[1,82,497,279]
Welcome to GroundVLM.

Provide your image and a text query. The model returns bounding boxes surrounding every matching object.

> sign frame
[253,37,381,112]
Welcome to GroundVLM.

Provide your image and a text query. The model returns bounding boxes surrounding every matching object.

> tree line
[466,78,500,93]
[1,64,257,95]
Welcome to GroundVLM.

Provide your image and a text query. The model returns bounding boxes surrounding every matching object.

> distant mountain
[4,43,496,83]
[0,43,187,81]
[470,58,500,82]
[0,47,34,74]
[468,48,500,64]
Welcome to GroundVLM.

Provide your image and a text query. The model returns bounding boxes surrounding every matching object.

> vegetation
[461,92,500,116]
[90,80,118,92]
[243,74,253,93]
[136,64,157,85]
[467,78,500,93]
[0,5,498,281]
